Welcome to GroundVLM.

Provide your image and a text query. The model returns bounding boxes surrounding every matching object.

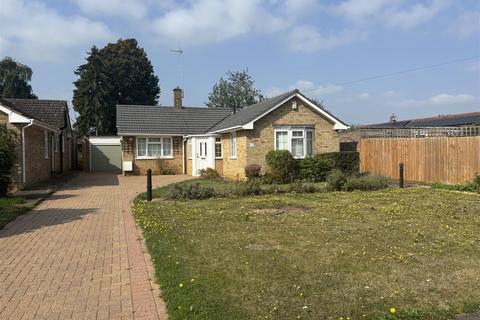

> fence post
[146,169,152,201]
[399,163,404,188]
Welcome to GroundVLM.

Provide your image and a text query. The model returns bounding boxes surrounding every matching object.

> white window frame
[215,137,222,159]
[187,139,192,159]
[274,126,314,159]
[44,130,49,159]
[136,137,174,159]
[230,132,237,159]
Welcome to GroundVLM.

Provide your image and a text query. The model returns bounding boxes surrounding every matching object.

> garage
[89,136,122,172]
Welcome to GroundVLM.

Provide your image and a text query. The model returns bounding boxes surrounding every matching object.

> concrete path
[0,172,193,320]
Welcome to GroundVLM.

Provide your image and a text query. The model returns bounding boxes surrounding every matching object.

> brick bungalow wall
[122,136,184,174]
[222,97,340,179]
[24,125,53,186]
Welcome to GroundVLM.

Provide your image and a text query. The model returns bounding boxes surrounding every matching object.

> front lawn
[134,188,480,320]
[0,197,33,229]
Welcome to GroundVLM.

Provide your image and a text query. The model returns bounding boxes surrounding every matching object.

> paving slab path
[0,172,193,320]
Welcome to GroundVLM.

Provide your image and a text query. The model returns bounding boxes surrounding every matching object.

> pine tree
[73,46,113,136]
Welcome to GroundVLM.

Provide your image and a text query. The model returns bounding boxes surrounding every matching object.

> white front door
[195,138,209,175]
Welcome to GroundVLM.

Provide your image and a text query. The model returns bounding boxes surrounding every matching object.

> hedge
[319,151,359,175]
[0,124,16,196]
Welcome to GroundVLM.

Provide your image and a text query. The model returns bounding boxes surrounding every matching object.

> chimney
[173,87,183,109]
[390,114,397,123]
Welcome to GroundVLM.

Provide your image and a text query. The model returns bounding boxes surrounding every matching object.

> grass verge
[0,197,34,229]
[134,188,480,319]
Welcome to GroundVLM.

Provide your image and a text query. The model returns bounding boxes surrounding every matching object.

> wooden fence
[359,136,480,184]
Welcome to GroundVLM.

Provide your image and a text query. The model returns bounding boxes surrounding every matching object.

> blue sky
[0,0,479,124]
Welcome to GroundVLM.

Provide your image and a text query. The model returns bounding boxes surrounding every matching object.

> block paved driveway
[0,172,193,320]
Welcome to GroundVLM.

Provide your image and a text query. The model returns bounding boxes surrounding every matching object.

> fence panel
[359,136,480,184]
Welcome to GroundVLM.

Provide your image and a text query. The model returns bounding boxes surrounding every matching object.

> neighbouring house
[116,88,348,179]
[340,111,480,150]
[0,98,74,190]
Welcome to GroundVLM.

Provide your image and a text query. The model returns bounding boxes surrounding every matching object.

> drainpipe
[21,119,34,187]
[182,136,186,174]
[58,108,68,173]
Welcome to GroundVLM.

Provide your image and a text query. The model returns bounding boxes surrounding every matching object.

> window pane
[215,143,222,158]
[149,138,161,142]
[291,138,304,158]
[230,132,236,158]
[162,138,172,156]
[292,130,303,137]
[148,143,161,157]
[306,131,313,156]
[137,138,146,156]
[276,131,288,150]
[187,140,192,159]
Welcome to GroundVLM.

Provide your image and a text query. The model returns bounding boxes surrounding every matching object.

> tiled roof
[3,98,67,128]
[366,111,480,128]
[116,105,232,135]
[116,89,348,135]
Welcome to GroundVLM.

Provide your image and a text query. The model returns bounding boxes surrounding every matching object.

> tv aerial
[170,47,184,89]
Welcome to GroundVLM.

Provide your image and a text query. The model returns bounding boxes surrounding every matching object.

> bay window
[274,127,314,158]
[136,137,173,158]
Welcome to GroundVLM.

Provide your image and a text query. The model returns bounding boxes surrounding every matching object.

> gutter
[21,120,34,186]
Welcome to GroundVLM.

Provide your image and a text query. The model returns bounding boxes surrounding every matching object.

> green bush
[199,168,220,180]
[344,174,389,191]
[431,174,480,193]
[298,155,334,182]
[326,169,347,191]
[265,150,298,183]
[320,151,359,175]
[287,181,317,193]
[245,164,262,181]
[0,124,16,196]
[261,171,284,184]
[167,183,215,200]
[233,181,262,196]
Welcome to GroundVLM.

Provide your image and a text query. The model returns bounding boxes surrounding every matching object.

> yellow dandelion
[179,283,184,288]
[389,307,396,314]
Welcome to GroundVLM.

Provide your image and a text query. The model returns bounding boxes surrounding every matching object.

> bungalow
[0,98,74,190]
[116,88,348,179]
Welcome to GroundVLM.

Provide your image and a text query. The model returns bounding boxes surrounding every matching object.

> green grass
[0,196,33,229]
[136,178,327,200]
[134,188,480,319]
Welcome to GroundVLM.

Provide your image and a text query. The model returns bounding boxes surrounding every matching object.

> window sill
[215,157,223,160]
[230,157,237,160]
[135,156,174,160]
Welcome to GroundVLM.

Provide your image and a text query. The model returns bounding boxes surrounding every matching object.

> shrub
[167,183,215,200]
[320,151,359,175]
[233,181,262,196]
[287,181,317,193]
[261,171,284,184]
[326,169,347,191]
[344,174,389,191]
[199,168,220,180]
[0,124,16,196]
[265,150,298,183]
[245,164,262,181]
[262,184,284,194]
[298,155,333,182]
[161,167,176,175]
[432,174,480,193]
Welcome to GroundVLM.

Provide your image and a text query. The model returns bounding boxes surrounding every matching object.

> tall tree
[73,46,113,136]
[0,57,37,99]
[73,39,160,135]
[207,69,263,111]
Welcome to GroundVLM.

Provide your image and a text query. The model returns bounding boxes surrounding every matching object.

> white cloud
[464,61,480,74]
[333,0,450,29]
[73,0,150,19]
[450,11,480,38]
[383,90,399,98]
[151,0,286,46]
[0,0,113,61]
[283,0,319,17]
[357,92,371,99]
[287,26,366,53]
[385,0,450,29]
[398,93,477,107]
